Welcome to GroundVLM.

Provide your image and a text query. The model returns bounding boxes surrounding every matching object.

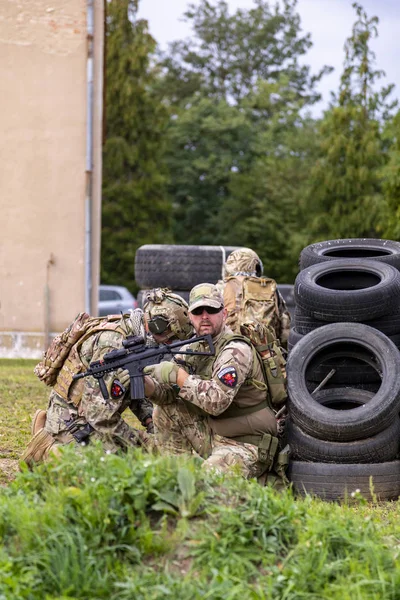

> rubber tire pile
[134,244,239,307]
[286,238,400,501]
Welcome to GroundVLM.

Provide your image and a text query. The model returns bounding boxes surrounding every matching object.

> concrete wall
[0,0,104,357]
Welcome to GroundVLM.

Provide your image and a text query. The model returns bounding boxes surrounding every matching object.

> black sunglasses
[190,306,223,316]
[147,315,170,335]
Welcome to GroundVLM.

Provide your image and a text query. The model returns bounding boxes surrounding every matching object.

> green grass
[0,445,400,599]
[0,359,46,474]
[2,360,400,598]
[0,359,140,484]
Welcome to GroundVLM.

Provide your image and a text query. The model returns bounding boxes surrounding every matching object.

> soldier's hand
[144,361,180,384]
[117,369,130,388]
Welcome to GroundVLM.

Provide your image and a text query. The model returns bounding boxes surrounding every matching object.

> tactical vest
[223,275,281,341]
[182,331,276,440]
[35,314,131,407]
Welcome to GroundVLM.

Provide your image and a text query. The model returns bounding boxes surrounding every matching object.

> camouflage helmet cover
[143,288,193,340]
[224,248,264,277]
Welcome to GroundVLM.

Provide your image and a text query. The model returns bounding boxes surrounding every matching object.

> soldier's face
[189,306,226,337]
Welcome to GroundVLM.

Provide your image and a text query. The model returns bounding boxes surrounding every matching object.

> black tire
[294,259,400,322]
[288,327,304,352]
[289,324,400,359]
[307,382,382,394]
[299,238,400,271]
[135,245,239,290]
[305,347,382,384]
[293,306,400,337]
[286,413,400,464]
[137,289,190,309]
[287,323,400,441]
[288,460,400,501]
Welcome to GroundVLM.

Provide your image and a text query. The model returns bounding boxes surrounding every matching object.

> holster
[64,418,94,444]
[257,443,291,488]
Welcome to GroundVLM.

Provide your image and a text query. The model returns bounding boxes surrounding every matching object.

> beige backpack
[224,275,281,338]
[223,276,286,407]
[34,311,129,387]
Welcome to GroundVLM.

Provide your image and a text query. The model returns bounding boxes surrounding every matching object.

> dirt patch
[0,458,19,484]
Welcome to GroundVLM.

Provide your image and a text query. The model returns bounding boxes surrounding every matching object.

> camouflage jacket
[150,326,277,439]
[45,315,152,449]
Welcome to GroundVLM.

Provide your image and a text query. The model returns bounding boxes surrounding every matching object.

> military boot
[31,409,47,435]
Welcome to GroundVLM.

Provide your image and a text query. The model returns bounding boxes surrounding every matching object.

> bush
[0,444,400,599]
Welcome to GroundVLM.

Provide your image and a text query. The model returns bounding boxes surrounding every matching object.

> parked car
[98,285,137,317]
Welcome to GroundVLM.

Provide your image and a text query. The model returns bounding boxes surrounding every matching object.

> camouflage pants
[153,401,264,479]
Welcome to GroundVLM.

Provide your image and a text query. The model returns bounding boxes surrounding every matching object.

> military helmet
[143,288,193,341]
[224,248,264,278]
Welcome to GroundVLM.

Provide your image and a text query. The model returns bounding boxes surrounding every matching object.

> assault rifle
[73,334,215,401]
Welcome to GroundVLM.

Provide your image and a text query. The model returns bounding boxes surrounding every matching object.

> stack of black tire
[286,238,400,501]
[134,244,239,307]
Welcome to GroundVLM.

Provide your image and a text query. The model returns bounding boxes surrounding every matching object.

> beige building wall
[0,0,104,357]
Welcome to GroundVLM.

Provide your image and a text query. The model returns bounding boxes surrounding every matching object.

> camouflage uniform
[42,311,151,454]
[23,292,194,465]
[216,248,291,349]
[148,284,278,479]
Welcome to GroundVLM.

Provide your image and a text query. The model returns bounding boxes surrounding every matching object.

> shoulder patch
[217,366,238,388]
[110,379,126,399]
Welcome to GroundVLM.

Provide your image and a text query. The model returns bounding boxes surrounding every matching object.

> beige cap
[188,283,224,313]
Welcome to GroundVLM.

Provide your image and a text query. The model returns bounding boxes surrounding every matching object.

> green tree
[382,110,400,239]
[306,3,397,242]
[162,0,330,251]
[101,0,172,291]
[166,96,257,244]
[160,0,331,106]
[216,78,320,282]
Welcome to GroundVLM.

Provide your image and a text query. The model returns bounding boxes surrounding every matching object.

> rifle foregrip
[99,377,109,400]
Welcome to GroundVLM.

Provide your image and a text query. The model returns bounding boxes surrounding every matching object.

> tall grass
[2,360,400,598]
[0,444,399,599]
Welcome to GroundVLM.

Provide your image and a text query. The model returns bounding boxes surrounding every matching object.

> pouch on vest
[34,313,130,406]
[240,321,287,408]
[34,312,93,386]
[258,433,279,471]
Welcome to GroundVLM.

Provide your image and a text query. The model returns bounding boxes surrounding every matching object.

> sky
[138,0,400,117]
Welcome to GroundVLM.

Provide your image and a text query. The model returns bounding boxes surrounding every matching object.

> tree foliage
[101,0,172,291]
[305,3,397,242]
[166,96,257,244]
[160,0,331,106]
[216,79,320,281]
[162,0,330,271]
[101,0,400,286]
[382,110,400,239]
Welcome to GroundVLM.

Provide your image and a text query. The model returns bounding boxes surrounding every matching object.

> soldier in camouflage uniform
[143,288,193,345]
[22,290,193,466]
[215,247,291,349]
[144,284,279,479]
